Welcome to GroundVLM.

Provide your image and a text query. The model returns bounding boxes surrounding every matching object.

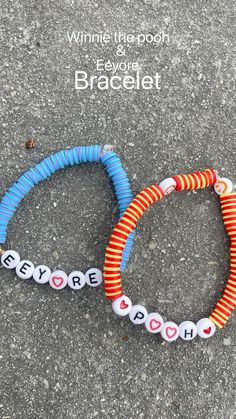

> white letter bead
[129,304,148,324]
[112,295,132,316]
[68,271,86,290]
[49,270,68,290]
[145,312,164,333]
[15,260,34,279]
[1,250,20,269]
[159,178,177,195]
[197,318,216,339]
[33,265,51,284]
[85,268,102,287]
[214,177,233,195]
[161,321,179,342]
[179,321,197,341]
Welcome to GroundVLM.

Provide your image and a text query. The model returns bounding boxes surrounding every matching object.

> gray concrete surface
[0,1,235,418]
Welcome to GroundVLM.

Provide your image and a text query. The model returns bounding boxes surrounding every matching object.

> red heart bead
[150,319,161,331]
[166,326,177,339]
[203,327,211,335]
[52,276,64,288]
[120,300,129,309]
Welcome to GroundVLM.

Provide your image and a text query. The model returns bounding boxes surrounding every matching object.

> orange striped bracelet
[103,168,235,342]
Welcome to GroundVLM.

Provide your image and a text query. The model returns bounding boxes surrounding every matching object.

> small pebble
[223,337,231,346]
[42,379,49,389]
[25,138,36,149]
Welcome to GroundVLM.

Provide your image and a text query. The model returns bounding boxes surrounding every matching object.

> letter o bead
[16,260,34,279]
[112,295,132,316]
[179,321,197,341]
[129,304,148,325]
[1,250,20,269]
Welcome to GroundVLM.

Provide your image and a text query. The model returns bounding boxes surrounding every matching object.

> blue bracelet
[0,145,135,291]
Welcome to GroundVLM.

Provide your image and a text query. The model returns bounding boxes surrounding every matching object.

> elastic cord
[0,145,135,270]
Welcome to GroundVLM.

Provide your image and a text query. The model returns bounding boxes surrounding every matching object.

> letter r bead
[68,271,86,290]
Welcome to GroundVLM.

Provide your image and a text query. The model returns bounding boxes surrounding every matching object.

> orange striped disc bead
[104,184,165,300]
[104,168,216,301]
[172,168,216,191]
[209,192,236,328]
[103,168,236,341]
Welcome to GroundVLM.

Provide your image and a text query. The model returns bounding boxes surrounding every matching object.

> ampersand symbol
[117,44,126,56]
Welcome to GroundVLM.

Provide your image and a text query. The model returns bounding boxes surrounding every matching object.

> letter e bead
[1,250,20,269]
[85,268,102,287]
[16,260,34,279]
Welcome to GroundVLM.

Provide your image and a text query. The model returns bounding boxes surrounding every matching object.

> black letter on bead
[72,276,81,287]
[19,262,31,275]
[3,254,15,267]
[39,268,47,280]
[88,272,97,285]
[134,311,145,321]
[184,329,194,338]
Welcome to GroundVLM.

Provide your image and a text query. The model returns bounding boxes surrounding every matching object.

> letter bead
[16,260,34,279]
[159,178,177,195]
[0,146,135,296]
[103,168,234,339]
[49,270,68,290]
[1,250,20,269]
[197,318,216,339]
[112,295,132,316]
[129,304,148,324]
[68,271,86,290]
[33,265,51,284]
[85,268,102,287]
[145,312,164,333]
[214,177,233,195]
[161,321,179,342]
[179,321,197,341]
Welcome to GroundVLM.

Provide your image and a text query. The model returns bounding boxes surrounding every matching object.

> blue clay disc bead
[0,145,135,271]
